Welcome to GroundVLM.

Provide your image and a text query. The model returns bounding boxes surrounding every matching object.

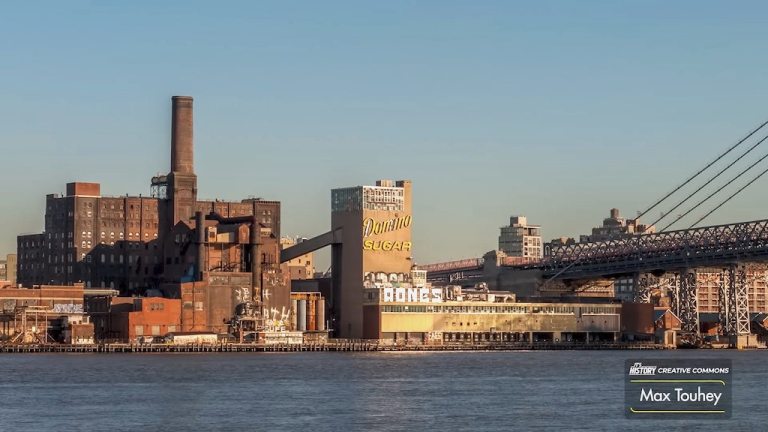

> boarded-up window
[151,325,160,336]
[135,326,144,336]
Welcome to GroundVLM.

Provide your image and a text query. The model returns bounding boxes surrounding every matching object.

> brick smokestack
[171,96,194,174]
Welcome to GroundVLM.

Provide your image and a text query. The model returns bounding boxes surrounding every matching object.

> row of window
[134,325,176,336]
[381,305,618,314]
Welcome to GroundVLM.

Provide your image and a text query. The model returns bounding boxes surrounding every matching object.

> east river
[0,350,764,431]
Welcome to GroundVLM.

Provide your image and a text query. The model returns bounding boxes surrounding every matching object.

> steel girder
[540,219,768,279]
[671,270,699,334]
[634,273,676,303]
[718,271,732,335]
[726,265,751,336]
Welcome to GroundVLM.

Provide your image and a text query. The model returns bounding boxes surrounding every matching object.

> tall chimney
[171,96,194,174]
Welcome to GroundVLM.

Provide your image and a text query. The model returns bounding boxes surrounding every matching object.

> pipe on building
[291,299,298,331]
[195,211,205,281]
[171,96,194,174]
[317,298,325,331]
[307,297,315,331]
[250,215,262,304]
[205,211,256,225]
[297,299,307,332]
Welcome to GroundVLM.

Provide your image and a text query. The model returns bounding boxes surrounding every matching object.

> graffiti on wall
[52,304,84,314]
[234,286,251,304]
[263,306,290,331]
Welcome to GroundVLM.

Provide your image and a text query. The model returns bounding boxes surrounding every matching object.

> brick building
[0,283,88,343]
[17,96,290,335]
[88,296,181,342]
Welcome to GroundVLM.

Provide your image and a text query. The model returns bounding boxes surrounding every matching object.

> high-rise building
[331,179,413,338]
[498,216,542,259]
[689,267,767,314]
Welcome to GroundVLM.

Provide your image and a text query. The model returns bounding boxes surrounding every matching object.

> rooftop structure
[579,208,655,243]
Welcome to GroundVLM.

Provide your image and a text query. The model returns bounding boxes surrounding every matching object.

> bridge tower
[718,270,731,334]
[672,270,699,334]
[722,265,750,336]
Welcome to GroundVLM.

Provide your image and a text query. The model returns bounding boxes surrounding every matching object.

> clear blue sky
[3,1,768,269]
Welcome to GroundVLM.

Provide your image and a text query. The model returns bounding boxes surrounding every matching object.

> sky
[3,1,768,270]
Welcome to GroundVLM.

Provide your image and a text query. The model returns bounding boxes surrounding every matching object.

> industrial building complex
[3,96,766,350]
[13,96,293,343]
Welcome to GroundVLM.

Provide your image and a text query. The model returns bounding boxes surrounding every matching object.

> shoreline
[0,342,686,353]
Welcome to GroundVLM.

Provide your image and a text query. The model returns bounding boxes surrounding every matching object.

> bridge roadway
[539,218,768,279]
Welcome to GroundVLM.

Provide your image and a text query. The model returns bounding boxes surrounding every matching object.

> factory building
[87,296,181,343]
[320,179,621,341]
[17,96,290,337]
[330,179,413,338]
[363,275,620,343]
[0,282,94,344]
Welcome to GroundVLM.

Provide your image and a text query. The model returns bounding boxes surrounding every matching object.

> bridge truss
[542,219,768,279]
[539,220,767,336]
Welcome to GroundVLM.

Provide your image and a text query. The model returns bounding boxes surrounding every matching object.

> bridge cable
[661,146,768,230]
[689,162,768,228]
[653,133,768,230]
[636,118,768,222]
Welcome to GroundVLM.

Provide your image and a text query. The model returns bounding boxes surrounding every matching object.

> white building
[498,216,542,259]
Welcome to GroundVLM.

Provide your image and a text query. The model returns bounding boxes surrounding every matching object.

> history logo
[624,359,732,420]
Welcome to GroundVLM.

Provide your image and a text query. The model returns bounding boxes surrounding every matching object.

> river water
[0,350,764,431]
